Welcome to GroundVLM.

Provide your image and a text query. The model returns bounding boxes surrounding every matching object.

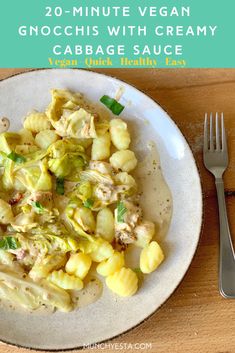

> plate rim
[0,68,203,351]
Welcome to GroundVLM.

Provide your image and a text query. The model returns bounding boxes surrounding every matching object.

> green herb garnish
[133,267,144,282]
[133,268,142,274]
[100,95,125,116]
[31,201,44,213]
[7,151,26,164]
[84,198,94,209]
[56,177,65,195]
[117,201,127,223]
[0,237,20,250]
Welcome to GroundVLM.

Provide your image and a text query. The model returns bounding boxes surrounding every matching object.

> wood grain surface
[0,68,235,353]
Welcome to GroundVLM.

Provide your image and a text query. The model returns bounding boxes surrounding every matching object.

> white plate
[0,69,202,350]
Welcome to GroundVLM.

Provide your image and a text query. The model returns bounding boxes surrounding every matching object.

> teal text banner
[0,0,234,68]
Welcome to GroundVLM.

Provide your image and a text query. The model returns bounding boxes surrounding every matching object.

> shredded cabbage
[0,266,72,312]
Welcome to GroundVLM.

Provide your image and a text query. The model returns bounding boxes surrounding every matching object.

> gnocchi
[65,252,92,279]
[110,150,137,172]
[96,251,124,277]
[140,241,164,274]
[29,254,67,281]
[48,270,84,290]
[106,268,138,297]
[96,208,114,242]
[110,119,131,150]
[91,132,111,160]
[79,237,114,263]
[114,172,137,189]
[89,238,114,262]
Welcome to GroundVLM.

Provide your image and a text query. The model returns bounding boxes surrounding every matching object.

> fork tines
[204,112,227,152]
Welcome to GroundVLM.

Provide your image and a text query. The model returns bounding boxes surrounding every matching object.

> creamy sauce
[125,141,172,270]
[133,141,173,241]
[71,276,103,308]
[0,299,55,315]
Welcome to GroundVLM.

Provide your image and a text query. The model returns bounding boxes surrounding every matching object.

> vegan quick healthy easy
[0,89,165,312]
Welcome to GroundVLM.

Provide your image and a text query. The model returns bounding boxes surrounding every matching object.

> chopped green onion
[133,267,144,281]
[100,95,125,116]
[100,95,114,109]
[0,237,20,250]
[31,201,44,214]
[56,178,65,195]
[84,198,94,209]
[7,151,26,164]
[117,201,127,223]
[133,268,142,274]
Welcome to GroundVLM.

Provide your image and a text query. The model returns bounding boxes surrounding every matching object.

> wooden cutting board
[0,68,235,353]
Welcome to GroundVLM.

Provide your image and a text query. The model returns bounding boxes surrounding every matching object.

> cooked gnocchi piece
[89,238,114,262]
[96,251,124,277]
[91,132,111,160]
[110,119,131,150]
[140,241,164,274]
[48,270,84,290]
[110,150,137,172]
[29,254,67,281]
[96,207,114,242]
[106,268,138,297]
[65,252,92,279]
[114,172,137,189]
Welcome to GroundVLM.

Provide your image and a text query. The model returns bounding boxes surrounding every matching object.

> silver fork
[203,113,235,298]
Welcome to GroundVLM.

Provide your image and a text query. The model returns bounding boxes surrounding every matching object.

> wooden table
[0,68,235,353]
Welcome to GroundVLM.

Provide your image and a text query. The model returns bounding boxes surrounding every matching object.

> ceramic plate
[0,69,202,351]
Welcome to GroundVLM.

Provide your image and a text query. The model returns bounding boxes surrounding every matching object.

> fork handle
[215,178,235,298]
